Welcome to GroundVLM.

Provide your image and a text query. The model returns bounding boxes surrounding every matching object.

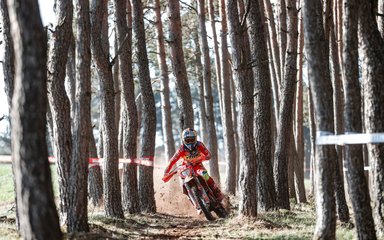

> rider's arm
[164,148,183,175]
[198,142,211,161]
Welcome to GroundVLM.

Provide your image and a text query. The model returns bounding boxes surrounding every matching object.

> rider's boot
[207,177,224,201]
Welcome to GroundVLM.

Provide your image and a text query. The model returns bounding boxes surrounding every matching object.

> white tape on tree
[316,132,384,145]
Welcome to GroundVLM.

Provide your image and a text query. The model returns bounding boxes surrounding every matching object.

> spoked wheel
[191,186,215,221]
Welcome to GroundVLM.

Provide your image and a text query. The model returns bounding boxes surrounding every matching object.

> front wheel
[213,205,228,218]
[191,186,215,221]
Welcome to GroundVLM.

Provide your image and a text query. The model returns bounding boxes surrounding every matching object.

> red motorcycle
[163,162,228,221]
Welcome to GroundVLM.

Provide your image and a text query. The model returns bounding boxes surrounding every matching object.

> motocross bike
[162,162,227,221]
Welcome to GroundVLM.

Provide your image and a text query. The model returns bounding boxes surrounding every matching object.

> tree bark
[379,0,384,38]
[246,0,276,211]
[115,0,140,214]
[68,0,91,232]
[303,0,337,238]
[46,0,73,225]
[198,0,220,184]
[294,14,307,203]
[227,0,257,217]
[358,0,384,236]
[329,12,350,223]
[343,0,377,238]
[88,127,103,207]
[90,0,124,218]
[279,0,287,80]
[168,0,194,129]
[132,0,157,213]
[219,0,237,195]
[8,0,62,238]
[274,0,298,210]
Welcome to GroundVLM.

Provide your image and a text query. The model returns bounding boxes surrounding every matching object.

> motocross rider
[162,128,224,201]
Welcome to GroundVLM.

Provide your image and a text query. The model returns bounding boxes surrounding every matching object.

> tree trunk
[246,0,276,211]
[68,0,91,232]
[115,0,140,214]
[358,0,384,236]
[308,81,316,197]
[90,0,124,218]
[193,31,208,144]
[0,1,14,110]
[8,0,62,238]
[274,0,298,210]
[343,0,377,238]
[279,0,287,80]
[0,0,18,229]
[227,0,257,217]
[88,127,103,207]
[379,0,384,38]
[329,12,350,223]
[46,0,73,225]
[303,0,337,238]
[198,0,220,184]
[132,0,157,213]
[66,35,76,121]
[209,0,223,115]
[155,0,175,161]
[168,0,194,129]
[294,14,307,203]
[220,0,237,195]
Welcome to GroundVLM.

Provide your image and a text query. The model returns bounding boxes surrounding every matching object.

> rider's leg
[195,165,224,201]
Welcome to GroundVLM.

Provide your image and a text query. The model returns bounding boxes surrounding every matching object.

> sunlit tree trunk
[90,0,124,218]
[343,0,376,238]
[168,0,194,129]
[358,0,384,236]
[227,0,257,217]
[279,0,287,80]
[8,0,62,237]
[379,0,384,37]
[304,0,337,238]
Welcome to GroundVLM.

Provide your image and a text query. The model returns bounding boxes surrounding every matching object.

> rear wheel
[191,186,215,221]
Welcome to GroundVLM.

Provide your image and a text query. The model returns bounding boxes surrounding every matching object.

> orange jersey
[164,141,211,175]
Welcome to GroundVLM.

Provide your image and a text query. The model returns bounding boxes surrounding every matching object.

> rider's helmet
[182,128,198,151]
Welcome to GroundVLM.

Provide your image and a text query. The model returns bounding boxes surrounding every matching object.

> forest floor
[0,161,356,239]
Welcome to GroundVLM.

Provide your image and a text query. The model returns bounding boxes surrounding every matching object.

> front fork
[184,178,211,208]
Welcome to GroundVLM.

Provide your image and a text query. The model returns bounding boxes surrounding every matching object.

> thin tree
[155,0,175,161]
[132,0,157,213]
[246,0,276,211]
[68,0,92,232]
[8,0,62,238]
[279,0,287,80]
[227,0,257,217]
[358,0,384,236]
[90,0,124,218]
[46,0,73,225]
[294,11,307,203]
[168,0,194,129]
[379,0,384,38]
[303,0,337,237]
[342,0,376,238]
[115,0,140,214]
[219,0,237,195]
[274,0,298,210]
[198,0,220,183]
